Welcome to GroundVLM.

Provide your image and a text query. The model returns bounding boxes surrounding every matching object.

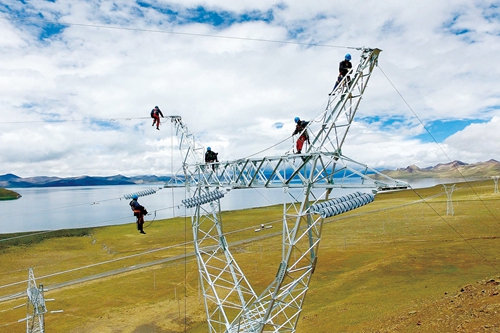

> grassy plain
[0,188,20,200]
[0,180,499,332]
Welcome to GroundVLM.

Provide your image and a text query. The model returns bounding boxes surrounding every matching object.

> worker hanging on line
[292,117,310,154]
[150,105,164,130]
[129,195,148,234]
[205,146,219,171]
[333,53,353,91]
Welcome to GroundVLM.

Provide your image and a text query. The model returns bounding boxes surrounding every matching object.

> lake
[0,178,462,234]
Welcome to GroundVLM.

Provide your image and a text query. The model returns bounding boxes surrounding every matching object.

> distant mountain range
[379,159,500,179]
[0,174,172,188]
[1,159,499,188]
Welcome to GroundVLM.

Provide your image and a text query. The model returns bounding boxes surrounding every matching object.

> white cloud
[0,0,499,177]
[443,116,500,161]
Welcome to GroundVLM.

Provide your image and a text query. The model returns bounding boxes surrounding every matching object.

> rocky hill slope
[369,276,500,332]
[379,159,500,179]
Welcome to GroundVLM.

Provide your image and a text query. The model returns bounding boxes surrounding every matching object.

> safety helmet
[207,147,211,151]
[294,117,300,123]
[132,194,138,200]
[345,54,351,61]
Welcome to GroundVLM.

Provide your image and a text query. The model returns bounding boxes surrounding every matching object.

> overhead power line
[0,16,354,50]
[0,117,150,124]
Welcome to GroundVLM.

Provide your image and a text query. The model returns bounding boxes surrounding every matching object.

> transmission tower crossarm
[172,152,406,191]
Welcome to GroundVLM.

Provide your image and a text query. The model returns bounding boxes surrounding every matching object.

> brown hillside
[367,276,500,332]
[1,180,499,332]
[380,159,500,179]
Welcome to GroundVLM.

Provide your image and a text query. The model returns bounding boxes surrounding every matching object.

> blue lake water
[1,185,316,233]
[0,178,462,234]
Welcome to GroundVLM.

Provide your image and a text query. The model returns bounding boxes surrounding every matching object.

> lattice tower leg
[191,186,258,333]
[231,185,323,333]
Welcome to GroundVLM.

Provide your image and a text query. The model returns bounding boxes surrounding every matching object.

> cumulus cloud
[0,0,499,177]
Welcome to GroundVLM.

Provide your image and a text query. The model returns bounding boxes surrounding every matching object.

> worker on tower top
[333,54,353,91]
[150,105,164,130]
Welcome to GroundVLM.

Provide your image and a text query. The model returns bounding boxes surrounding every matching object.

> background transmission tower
[442,184,456,216]
[492,176,499,194]
[19,268,47,333]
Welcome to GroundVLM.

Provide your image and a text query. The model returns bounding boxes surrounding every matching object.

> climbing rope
[143,211,157,229]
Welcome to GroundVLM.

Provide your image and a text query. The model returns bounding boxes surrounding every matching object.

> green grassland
[0,188,20,200]
[0,180,499,332]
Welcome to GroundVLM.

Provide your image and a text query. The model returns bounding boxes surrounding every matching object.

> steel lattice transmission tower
[165,47,407,333]
[443,184,456,216]
[492,176,499,194]
[20,268,47,333]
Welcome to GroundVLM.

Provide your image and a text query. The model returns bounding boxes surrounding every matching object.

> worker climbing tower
[165,47,407,332]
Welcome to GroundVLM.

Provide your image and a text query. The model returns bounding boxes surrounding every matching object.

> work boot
[140,230,146,234]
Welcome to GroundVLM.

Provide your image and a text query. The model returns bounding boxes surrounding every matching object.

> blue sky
[414,119,488,143]
[0,0,499,176]
[359,116,488,143]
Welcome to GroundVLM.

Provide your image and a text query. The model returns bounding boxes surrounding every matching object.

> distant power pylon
[443,184,456,216]
[492,176,499,194]
[18,268,47,333]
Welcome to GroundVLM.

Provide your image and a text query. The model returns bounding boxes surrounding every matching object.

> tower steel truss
[166,47,407,332]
